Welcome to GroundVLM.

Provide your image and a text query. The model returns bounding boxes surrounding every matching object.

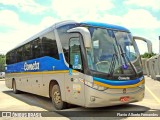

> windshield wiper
[109,45,119,77]
[118,44,138,76]
[109,53,118,76]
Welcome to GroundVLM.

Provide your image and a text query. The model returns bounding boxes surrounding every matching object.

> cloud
[124,0,160,10]
[0,0,47,14]
[0,10,59,54]
[120,9,160,53]
[131,28,159,54]
[40,16,59,28]
[0,10,19,28]
[136,40,149,54]
[122,9,160,29]
[145,38,159,54]
[86,9,160,30]
[0,10,26,53]
[52,0,114,20]
[0,0,159,54]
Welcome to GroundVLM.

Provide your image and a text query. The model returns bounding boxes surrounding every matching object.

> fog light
[90,96,95,102]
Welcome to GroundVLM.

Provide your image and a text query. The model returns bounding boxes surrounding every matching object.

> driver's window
[69,37,83,70]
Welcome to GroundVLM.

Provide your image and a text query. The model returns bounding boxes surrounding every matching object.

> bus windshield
[86,27,142,77]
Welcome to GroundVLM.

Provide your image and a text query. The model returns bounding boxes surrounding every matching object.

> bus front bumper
[84,85,145,108]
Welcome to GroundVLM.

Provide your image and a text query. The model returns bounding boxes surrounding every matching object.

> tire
[12,80,19,94]
[51,84,67,110]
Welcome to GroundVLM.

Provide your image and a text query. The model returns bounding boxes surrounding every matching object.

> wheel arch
[49,79,66,101]
[12,78,15,88]
[49,80,59,98]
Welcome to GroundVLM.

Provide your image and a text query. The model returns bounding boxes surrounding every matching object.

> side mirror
[67,27,92,48]
[133,36,152,54]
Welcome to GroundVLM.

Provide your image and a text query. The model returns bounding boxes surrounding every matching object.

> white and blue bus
[5,20,145,110]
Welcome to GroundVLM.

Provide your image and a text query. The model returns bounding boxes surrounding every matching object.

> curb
[0,79,5,81]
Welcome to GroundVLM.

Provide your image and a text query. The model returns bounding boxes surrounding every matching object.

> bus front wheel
[51,84,67,110]
[12,80,19,94]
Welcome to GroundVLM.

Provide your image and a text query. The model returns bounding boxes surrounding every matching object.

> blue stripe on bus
[81,21,130,32]
[6,53,69,73]
[93,76,144,86]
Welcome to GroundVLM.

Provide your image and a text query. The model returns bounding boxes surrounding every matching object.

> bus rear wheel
[51,84,67,110]
[12,80,19,94]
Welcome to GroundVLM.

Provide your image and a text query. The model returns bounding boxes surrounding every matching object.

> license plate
[120,96,130,102]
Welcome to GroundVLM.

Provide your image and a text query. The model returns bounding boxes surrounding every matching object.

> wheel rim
[53,91,61,104]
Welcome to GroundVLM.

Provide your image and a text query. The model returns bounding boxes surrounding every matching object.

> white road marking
[146,85,160,104]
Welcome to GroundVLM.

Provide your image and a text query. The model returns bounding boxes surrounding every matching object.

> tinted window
[23,43,32,61]
[6,52,13,64]
[6,53,10,64]
[57,24,78,63]
[32,38,42,59]
[16,47,23,62]
[7,50,18,64]
[41,31,59,59]
[13,50,17,63]
[7,31,59,64]
[69,37,82,70]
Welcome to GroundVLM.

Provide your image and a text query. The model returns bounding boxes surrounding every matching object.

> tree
[0,54,6,72]
[141,52,156,58]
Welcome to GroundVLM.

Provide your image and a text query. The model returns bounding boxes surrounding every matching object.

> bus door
[65,33,85,106]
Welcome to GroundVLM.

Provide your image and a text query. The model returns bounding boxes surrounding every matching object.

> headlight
[98,86,107,91]
[138,83,144,88]
[85,81,107,91]
[85,81,93,87]
[93,84,99,89]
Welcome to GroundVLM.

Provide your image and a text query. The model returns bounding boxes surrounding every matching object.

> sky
[0,0,160,54]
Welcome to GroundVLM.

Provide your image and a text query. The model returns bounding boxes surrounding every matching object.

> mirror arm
[133,36,152,54]
[67,27,92,48]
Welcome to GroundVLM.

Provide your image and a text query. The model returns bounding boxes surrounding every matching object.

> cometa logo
[118,76,130,80]
[24,61,40,71]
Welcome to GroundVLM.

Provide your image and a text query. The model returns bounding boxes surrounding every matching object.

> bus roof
[80,21,130,32]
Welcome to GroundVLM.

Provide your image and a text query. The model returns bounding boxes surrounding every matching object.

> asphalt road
[0,76,160,120]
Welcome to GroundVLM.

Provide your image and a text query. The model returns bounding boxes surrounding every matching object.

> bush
[0,54,6,72]
[141,52,156,58]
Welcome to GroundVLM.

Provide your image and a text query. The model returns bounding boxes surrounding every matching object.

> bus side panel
[42,72,66,99]
[40,54,68,99]
[5,71,67,100]
[5,73,13,89]
[23,73,43,95]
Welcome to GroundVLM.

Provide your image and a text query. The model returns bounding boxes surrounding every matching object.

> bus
[5,20,145,110]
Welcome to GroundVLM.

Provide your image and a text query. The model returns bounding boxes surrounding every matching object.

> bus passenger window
[17,47,23,62]
[41,31,59,59]
[24,43,32,61]
[41,37,59,59]
[69,37,82,70]
[32,39,42,59]
[6,53,10,64]
[6,51,16,64]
